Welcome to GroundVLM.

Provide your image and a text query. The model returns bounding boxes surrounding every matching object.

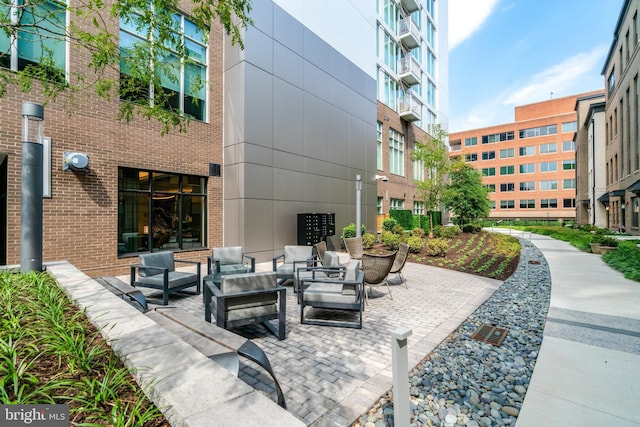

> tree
[0,0,253,134]
[411,124,450,237]
[443,160,490,226]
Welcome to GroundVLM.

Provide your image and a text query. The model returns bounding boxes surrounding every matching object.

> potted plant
[591,234,618,254]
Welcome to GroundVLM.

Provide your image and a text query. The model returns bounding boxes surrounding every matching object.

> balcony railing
[400,0,419,13]
[398,17,420,49]
[398,93,421,122]
[398,55,421,86]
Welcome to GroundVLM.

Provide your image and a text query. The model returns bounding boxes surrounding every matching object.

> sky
[447,0,626,132]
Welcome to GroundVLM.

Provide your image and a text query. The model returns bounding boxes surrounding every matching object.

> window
[389,128,405,176]
[378,27,398,73]
[482,151,495,160]
[540,143,557,154]
[540,180,558,190]
[481,167,496,176]
[379,0,398,33]
[519,163,535,174]
[519,146,535,156]
[0,0,67,79]
[118,168,206,256]
[563,198,576,208]
[465,153,478,162]
[500,183,515,192]
[520,181,535,191]
[489,200,496,209]
[413,158,424,181]
[562,141,575,151]
[500,165,515,175]
[562,121,577,133]
[519,125,557,139]
[608,68,616,95]
[500,148,514,158]
[540,161,557,172]
[633,197,639,227]
[464,137,478,146]
[520,199,535,209]
[377,122,383,170]
[377,197,383,215]
[563,179,576,189]
[390,198,404,210]
[413,201,425,215]
[541,199,558,208]
[120,10,208,121]
[500,200,515,209]
[485,184,496,192]
[378,67,399,109]
[482,131,514,144]
[562,160,576,170]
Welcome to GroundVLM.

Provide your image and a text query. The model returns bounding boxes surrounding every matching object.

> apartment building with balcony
[449,91,602,222]
[374,0,448,229]
[601,0,640,234]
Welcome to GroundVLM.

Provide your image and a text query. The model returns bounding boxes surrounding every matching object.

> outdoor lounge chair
[389,242,410,288]
[344,236,363,260]
[204,271,286,340]
[361,251,396,301]
[299,260,364,328]
[272,245,314,285]
[208,246,255,275]
[130,251,201,305]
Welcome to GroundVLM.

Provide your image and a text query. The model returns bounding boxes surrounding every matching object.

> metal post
[391,327,412,427]
[355,174,362,237]
[20,102,44,273]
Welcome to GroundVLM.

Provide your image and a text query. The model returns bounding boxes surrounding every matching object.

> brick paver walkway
[124,257,501,426]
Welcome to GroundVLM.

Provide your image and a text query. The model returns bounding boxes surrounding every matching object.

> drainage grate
[470,324,508,347]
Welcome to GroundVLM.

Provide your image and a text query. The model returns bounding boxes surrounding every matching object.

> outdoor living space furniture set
[130,240,410,333]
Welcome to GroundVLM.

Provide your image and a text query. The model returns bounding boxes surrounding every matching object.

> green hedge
[390,209,413,230]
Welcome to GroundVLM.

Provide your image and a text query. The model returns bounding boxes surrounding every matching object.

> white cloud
[448,0,501,50]
[503,45,608,106]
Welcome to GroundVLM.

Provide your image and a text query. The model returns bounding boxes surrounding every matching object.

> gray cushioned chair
[208,246,255,275]
[295,251,342,302]
[130,251,201,305]
[299,260,364,328]
[272,245,314,285]
[204,271,286,340]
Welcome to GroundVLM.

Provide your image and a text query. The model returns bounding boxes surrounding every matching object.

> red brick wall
[0,0,224,276]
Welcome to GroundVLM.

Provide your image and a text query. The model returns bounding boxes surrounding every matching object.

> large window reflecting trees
[118,168,206,256]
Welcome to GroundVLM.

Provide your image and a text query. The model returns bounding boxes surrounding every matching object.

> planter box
[599,246,617,255]
[590,243,602,254]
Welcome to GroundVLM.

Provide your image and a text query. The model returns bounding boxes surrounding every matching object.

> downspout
[591,118,596,226]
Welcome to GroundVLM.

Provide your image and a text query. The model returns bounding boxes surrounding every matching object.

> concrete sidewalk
[505,231,640,427]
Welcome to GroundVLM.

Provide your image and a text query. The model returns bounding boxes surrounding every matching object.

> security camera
[375,174,389,182]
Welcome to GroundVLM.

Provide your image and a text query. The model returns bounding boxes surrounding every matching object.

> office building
[601,0,640,234]
[449,91,602,221]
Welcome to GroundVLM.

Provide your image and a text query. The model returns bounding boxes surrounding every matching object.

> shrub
[362,232,376,249]
[406,235,424,253]
[594,235,619,247]
[441,225,461,239]
[412,227,425,237]
[432,225,443,237]
[462,223,482,233]
[341,223,366,240]
[392,224,405,235]
[382,218,398,232]
[425,238,448,256]
[381,230,402,250]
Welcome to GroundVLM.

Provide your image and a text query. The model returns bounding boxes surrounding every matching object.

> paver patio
[129,256,502,426]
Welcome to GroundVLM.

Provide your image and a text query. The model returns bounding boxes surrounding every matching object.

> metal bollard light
[391,327,412,427]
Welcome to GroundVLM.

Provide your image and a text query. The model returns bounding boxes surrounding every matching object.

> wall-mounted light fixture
[63,151,90,172]
[375,174,388,182]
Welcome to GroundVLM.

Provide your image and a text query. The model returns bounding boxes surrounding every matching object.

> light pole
[355,175,362,237]
[21,102,44,273]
